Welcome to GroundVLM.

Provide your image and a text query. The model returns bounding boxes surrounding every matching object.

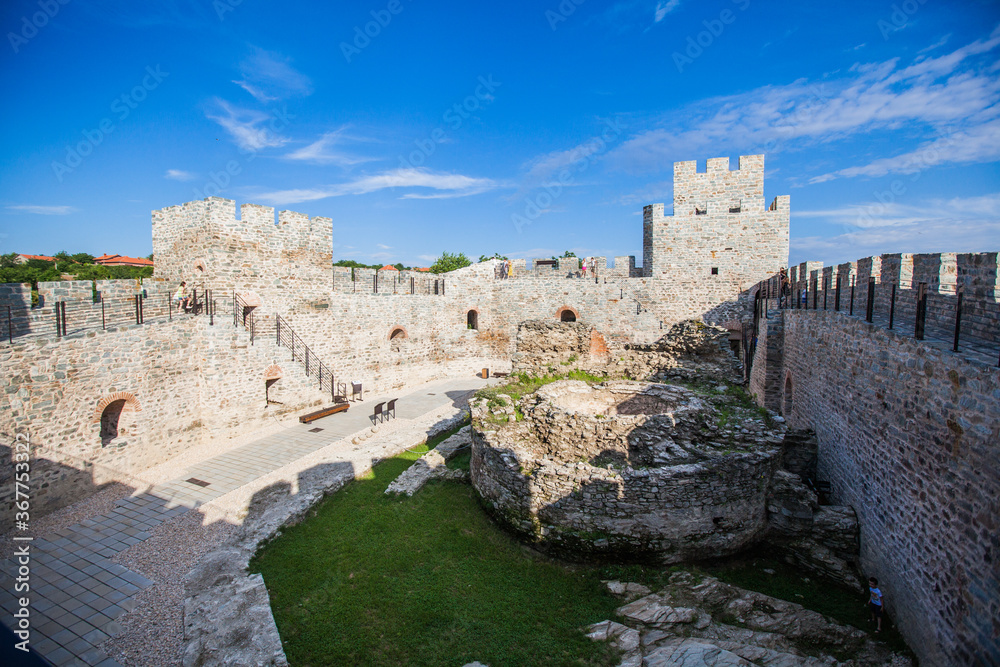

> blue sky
[2,0,998,268]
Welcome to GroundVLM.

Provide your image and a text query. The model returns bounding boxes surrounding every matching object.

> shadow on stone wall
[0,440,122,533]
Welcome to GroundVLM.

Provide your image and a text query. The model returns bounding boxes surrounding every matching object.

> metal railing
[232,291,346,403]
[2,289,220,344]
[759,274,1000,367]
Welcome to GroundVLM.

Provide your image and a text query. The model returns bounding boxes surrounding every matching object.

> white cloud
[376,243,392,249]
[919,34,951,54]
[6,205,77,215]
[248,169,503,205]
[790,192,1000,265]
[609,30,1000,176]
[810,119,1000,183]
[233,47,312,102]
[654,0,680,22]
[283,129,375,166]
[164,169,196,181]
[206,99,289,151]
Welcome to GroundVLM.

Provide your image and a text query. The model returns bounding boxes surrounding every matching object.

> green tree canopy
[429,252,471,274]
[0,253,19,268]
[478,253,509,262]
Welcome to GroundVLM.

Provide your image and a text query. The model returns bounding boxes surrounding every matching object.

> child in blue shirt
[867,576,883,633]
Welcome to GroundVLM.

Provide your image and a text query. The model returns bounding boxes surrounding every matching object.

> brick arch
[555,306,579,322]
[92,392,141,423]
[264,364,283,380]
[388,326,408,340]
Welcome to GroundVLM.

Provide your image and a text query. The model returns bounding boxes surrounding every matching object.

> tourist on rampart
[173,281,189,312]
[779,268,789,307]
[867,576,884,633]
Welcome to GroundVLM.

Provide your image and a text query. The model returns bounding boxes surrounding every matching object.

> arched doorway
[560,309,576,322]
[100,399,126,445]
[467,310,479,330]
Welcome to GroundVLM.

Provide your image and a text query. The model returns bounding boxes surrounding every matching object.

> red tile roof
[379,265,399,271]
[17,254,56,262]
[95,254,154,267]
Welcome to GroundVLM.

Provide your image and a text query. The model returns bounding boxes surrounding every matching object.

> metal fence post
[812,277,818,309]
[849,276,855,316]
[835,276,841,312]
[823,277,828,310]
[865,277,875,323]
[915,282,927,340]
[102,300,107,329]
[953,285,963,352]
[6,305,11,343]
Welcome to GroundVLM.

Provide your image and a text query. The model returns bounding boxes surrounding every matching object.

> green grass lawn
[251,427,911,665]
[249,431,621,667]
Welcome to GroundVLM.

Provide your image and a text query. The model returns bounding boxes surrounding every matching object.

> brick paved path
[0,375,488,666]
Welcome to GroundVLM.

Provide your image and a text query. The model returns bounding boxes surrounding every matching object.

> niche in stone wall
[467,309,479,330]
[557,306,578,322]
[94,392,142,446]
[783,373,794,418]
[389,326,408,352]
[265,364,283,405]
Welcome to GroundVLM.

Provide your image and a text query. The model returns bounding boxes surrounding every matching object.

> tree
[553,250,579,269]
[0,253,19,268]
[71,253,95,264]
[429,251,471,274]
[478,253,509,262]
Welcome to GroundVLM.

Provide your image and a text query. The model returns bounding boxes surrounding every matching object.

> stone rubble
[588,572,912,667]
[385,426,472,496]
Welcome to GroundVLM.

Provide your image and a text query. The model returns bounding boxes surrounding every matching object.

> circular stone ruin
[470,380,786,563]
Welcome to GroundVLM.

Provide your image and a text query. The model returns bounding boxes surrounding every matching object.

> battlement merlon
[672,154,769,215]
[152,197,333,250]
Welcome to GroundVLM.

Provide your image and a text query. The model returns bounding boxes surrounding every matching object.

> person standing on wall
[173,281,189,313]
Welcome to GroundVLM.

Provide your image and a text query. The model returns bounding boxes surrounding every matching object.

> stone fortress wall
[2,154,785,529]
[4,152,996,664]
[748,251,1000,667]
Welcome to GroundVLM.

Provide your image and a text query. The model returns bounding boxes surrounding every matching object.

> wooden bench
[299,403,349,424]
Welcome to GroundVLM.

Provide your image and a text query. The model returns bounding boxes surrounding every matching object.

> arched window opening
[100,399,126,445]
[467,310,479,330]
[560,310,577,322]
[390,328,406,340]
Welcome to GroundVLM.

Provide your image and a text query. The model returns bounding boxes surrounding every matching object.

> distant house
[16,254,56,263]
[379,265,399,271]
[94,254,154,267]
[413,267,431,272]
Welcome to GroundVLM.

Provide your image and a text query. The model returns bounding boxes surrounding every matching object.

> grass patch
[250,443,621,667]
[474,370,609,407]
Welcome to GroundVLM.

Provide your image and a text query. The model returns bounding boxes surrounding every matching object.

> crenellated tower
[643,154,789,295]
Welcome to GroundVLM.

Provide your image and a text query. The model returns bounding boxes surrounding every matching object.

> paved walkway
[0,374,490,667]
